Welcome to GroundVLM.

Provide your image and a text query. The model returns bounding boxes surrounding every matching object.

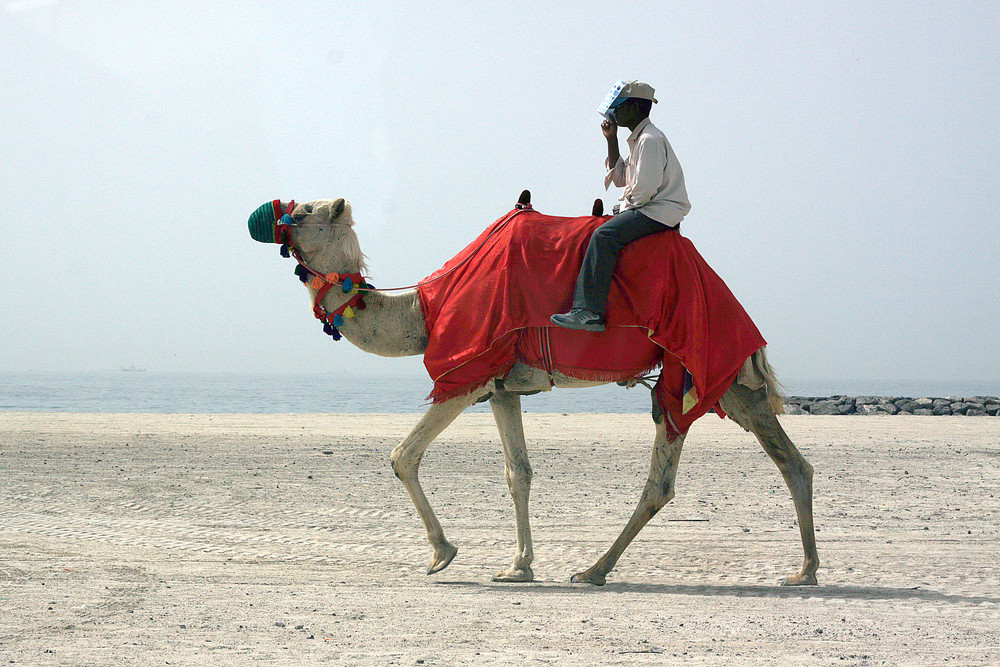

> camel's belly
[495,362,611,393]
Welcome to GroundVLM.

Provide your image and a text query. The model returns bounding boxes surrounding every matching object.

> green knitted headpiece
[248,200,282,243]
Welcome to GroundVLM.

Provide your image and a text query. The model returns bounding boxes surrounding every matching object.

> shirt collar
[626,117,652,147]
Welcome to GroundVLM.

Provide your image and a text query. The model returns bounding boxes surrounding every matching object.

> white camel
[252,197,819,586]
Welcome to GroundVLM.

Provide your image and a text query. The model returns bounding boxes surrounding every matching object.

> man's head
[600,80,657,129]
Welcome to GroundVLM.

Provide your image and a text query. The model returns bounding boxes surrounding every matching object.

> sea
[1,371,997,414]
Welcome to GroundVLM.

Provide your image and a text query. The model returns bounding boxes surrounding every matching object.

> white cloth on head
[605,117,691,227]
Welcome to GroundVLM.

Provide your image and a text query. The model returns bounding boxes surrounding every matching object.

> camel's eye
[292,203,314,223]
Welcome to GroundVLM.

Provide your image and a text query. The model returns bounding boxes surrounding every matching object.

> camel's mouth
[248,199,295,244]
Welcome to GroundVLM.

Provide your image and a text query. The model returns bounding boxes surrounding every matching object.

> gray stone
[808,400,842,415]
[856,395,892,406]
[773,394,999,416]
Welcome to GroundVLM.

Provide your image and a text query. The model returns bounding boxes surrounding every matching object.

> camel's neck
[311,284,428,357]
[293,221,427,356]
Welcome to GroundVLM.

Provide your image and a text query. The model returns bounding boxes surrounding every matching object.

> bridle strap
[308,271,367,322]
[272,199,296,245]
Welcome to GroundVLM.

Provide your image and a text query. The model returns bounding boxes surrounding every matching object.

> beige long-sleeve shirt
[605,117,691,227]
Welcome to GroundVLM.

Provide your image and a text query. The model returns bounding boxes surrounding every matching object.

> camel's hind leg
[489,391,535,582]
[571,398,685,586]
[719,381,819,585]
[390,394,475,575]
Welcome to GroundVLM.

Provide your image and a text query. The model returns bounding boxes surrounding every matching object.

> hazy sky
[2,1,998,386]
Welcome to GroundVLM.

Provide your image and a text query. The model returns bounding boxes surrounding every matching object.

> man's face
[611,98,640,127]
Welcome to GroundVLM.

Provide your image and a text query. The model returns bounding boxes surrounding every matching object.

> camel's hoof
[427,542,458,575]
[570,569,606,586]
[781,572,818,586]
[493,567,534,583]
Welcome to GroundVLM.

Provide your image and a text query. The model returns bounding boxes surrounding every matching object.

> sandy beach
[1,412,998,665]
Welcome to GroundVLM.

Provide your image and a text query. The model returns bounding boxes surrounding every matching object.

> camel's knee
[390,444,419,480]
[661,478,676,505]
[505,462,533,491]
[653,477,676,508]
[787,455,814,490]
[640,474,676,519]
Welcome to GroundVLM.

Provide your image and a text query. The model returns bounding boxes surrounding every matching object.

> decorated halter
[247,199,374,341]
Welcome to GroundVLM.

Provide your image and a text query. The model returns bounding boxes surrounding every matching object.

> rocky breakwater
[784,395,1000,416]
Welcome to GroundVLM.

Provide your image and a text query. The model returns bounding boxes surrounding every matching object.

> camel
[249,196,819,586]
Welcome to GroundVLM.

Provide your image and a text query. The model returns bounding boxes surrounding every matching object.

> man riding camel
[551,80,691,332]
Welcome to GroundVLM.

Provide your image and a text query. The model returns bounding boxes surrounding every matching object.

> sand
[1,412,998,665]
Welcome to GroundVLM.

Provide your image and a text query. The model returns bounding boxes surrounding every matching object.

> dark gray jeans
[572,208,673,314]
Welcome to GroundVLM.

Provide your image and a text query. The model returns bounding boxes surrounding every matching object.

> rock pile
[783,395,1000,416]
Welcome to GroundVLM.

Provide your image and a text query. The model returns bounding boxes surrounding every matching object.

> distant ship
[121,365,146,372]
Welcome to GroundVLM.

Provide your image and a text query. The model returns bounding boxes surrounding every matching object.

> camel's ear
[332,198,346,219]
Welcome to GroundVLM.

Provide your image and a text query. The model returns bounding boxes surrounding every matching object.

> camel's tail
[751,346,786,415]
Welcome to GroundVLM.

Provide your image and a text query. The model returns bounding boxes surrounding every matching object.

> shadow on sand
[434,579,1000,606]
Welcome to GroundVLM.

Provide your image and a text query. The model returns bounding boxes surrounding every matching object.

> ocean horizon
[1,371,997,415]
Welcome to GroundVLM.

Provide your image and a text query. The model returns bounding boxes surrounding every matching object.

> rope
[353,207,527,293]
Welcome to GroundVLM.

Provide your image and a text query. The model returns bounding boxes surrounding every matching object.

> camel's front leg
[390,394,475,575]
[572,402,685,585]
[489,391,534,582]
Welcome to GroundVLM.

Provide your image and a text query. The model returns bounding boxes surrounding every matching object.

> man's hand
[603,118,620,168]
[601,118,618,140]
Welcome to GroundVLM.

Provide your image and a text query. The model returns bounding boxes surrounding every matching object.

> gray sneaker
[549,308,606,332]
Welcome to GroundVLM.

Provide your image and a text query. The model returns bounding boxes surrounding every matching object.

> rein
[265,198,535,341]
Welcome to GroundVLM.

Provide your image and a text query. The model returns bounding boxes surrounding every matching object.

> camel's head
[248,197,366,272]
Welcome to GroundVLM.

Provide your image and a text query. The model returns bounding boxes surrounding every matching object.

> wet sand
[2,412,999,665]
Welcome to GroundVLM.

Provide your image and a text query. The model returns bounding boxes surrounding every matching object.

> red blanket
[416,208,766,434]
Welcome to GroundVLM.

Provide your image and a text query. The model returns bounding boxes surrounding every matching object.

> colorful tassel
[323,323,342,340]
[341,277,353,293]
[333,314,344,327]
[280,245,290,258]
[343,306,354,319]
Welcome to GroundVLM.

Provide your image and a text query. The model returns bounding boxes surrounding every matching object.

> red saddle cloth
[416,208,766,434]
